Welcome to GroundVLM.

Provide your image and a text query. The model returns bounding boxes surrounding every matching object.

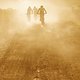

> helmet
[41,5,43,8]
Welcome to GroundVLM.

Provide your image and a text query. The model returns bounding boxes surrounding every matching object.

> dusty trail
[0,22,80,80]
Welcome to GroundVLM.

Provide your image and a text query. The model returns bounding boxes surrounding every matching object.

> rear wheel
[40,17,44,25]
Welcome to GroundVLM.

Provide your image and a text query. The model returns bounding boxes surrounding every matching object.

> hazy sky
[0,0,26,8]
[0,0,21,2]
[0,0,46,8]
[0,0,79,9]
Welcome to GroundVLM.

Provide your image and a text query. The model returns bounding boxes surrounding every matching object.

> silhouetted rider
[37,5,47,24]
[33,6,38,20]
[27,6,33,21]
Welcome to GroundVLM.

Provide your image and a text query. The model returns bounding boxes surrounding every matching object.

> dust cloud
[0,0,80,80]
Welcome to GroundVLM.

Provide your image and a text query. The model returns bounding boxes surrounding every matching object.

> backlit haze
[0,0,80,80]
[1,0,79,24]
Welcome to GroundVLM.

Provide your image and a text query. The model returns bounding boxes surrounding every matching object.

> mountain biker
[27,6,33,21]
[33,6,38,20]
[37,5,47,25]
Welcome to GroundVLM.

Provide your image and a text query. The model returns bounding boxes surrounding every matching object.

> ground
[0,10,80,80]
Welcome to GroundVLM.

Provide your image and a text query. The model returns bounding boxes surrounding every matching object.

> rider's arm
[44,9,47,14]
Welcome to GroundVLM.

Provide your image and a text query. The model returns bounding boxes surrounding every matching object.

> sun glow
[14,0,60,25]
[0,0,72,25]
[0,0,62,26]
